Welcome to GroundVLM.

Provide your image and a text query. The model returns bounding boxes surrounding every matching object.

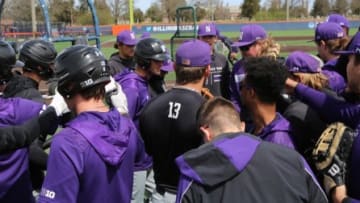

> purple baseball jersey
[38,108,151,203]
[0,97,43,203]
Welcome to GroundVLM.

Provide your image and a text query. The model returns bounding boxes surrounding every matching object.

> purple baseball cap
[335,32,360,55]
[198,23,217,37]
[116,30,137,45]
[176,39,211,67]
[285,51,323,73]
[232,24,267,47]
[326,14,350,29]
[161,58,174,72]
[313,22,345,41]
[140,32,151,39]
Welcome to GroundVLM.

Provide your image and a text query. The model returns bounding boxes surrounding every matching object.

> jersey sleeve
[302,158,328,203]
[38,131,83,203]
[295,83,360,128]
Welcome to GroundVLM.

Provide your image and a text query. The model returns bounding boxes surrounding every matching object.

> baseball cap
[285,51,323,73]
[116,30,137,46]
[335,32,360,55]
[176,39,211,67]
[140,32,151,39]
[326,14,350,29]
[313,22,345,41]
[232,24,267,47]
[161,58,174,72]
[197,23,217,37]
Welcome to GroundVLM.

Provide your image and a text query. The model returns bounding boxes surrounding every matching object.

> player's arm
[0,107,57,153]
[38,130,80,203]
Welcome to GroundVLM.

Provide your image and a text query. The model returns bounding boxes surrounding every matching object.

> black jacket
[205,53,230,99]
[176,133,328,203]
[3,75,44,104]
[108,52,135,76]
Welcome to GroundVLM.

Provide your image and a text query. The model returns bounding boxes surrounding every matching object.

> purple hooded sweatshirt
[256,113,295,149]
[114,70,150,129]
[38,108,151,203]
[295,83,360,200]
[0,97,43,203]
[229,59,245,112]
[321,58,346,93]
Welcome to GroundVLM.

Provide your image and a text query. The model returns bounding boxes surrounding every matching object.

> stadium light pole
[31,0,37,38]
[129,0,134,30]
[286,0,289,21]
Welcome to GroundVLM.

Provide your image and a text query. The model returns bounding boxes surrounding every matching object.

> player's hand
[105,76,128,114]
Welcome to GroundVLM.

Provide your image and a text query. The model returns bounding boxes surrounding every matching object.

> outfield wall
[131,20,360,34]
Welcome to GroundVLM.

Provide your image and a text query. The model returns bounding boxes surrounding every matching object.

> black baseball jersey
[139,87,205,190]
[204,53,230,99]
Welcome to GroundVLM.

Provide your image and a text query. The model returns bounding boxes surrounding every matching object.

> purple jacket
[229,59,245,112]
[0,97,43,203]
[321,58,346,93]
[114,71,150,129]
[256,113,295,149]
[38,109,151,203]
[295,83,360,200]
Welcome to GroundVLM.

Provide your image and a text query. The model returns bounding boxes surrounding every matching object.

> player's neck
[252,103,277,135]
[175,82,203,94]
[74,96,109,115]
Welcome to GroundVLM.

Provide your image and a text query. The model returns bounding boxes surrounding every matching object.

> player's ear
[204,65,211,77]
[200,125,211,143]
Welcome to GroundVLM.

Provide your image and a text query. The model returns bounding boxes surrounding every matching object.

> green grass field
[51,28,358,81]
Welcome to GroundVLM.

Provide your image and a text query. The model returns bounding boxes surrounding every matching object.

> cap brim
[161,62,174,72]
[334,50,355,55]
[198,33,217,37]
[152,53,169,62]
[12,60,24,68]
[231,41,254,47]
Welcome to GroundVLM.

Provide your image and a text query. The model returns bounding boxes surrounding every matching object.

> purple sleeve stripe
[213,135,260,172]
[176,176,193,203]
[175,156,203,184]
[302,157,327,199]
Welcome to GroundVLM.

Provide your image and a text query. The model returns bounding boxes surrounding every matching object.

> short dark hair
[62,81,106,101]
[243,57,288,104]
[197,97,241,133]
[175,64,206,85]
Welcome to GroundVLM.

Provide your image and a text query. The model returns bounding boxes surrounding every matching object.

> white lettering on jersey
[168,101,181,119]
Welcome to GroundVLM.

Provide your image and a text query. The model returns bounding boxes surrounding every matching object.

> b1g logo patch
[41,188,56,199]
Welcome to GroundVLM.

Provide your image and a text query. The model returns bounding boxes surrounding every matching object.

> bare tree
[160,0,187,22]
[3,0,31,21]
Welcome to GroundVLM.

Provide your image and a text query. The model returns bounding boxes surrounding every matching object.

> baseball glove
[312,122,356,194]
[201,88,214,100]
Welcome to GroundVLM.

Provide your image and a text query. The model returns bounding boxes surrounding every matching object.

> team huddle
[0,13,359,203]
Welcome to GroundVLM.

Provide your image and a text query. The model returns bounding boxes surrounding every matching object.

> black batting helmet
[0,40,17,83]
[19,39,57,80]
[134,38,168,69]
[55,45,110,98]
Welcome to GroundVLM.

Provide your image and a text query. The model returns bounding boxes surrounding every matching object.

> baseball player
[115,37,167,203]
[139,39,211,202]
[1,39,57,191]
[38,45,150,203]
[109,30,137,75]
[175,97,328,203]
[285,31,360,202]
[312,22,349,93]
[326,13,350,36]
[197,22,230,99]
[0,40,45,202]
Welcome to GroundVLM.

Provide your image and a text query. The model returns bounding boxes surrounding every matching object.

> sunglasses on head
[239,43,254,52]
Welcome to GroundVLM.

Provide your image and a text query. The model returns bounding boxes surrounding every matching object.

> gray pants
[151,190,176,203]
[131,170,147,203]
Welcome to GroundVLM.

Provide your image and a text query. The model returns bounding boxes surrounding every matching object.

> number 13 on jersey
[168,101,181,119]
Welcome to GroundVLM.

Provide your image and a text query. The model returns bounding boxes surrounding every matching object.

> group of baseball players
[0,12,359,203]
